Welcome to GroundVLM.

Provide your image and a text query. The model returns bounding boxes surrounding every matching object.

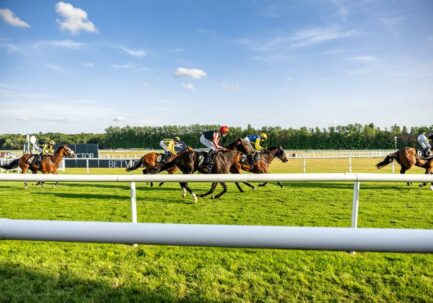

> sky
[0,0,432,134]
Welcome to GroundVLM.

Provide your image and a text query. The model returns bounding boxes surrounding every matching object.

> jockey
[417,132,433,157]
[26,141,42,164]
[200,125,229,167]
[159,136,181,163]
[31,140,55,165]
[244,133,268,165]
[42,140,55,156]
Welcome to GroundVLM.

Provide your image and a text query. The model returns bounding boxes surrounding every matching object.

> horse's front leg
[212,182,227,199]
[198,182,218,198]
[235,182,244,192]
[180,182,197,203]
[400,168,412,186]
[52,171,59,188]
[242,182,256,190]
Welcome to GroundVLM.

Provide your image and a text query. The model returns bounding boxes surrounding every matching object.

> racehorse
[0,145,76,189]
[125,150,181,187]
[231,146,289,191]
[157,138,251,202]
[376,147,433,189]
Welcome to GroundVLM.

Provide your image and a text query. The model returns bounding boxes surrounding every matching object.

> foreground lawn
[0,159,432,302]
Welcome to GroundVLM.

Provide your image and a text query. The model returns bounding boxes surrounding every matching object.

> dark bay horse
[125,151,181,187]
[376,147,433,189]
[158,138,251,202]
[233,146,289,191]
[0,145,76,189]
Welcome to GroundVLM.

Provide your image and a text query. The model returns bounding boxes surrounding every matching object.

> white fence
[60,154,395,174]
[1,173,433,252]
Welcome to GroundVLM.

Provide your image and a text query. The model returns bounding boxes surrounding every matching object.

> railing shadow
[0,262,183,302]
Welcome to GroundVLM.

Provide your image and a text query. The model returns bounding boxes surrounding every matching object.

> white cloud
[112,64,133,69]
[45,64,60,70]
[120,45,146,58]
[80,61,94,68]
[35,39,85,49]
[114,116,126,122]
[290,27,357,48]
[175,67,207,79]
[182,83,196,90]
[349,56,377,63]
[0,8,30,28]
[221,83,239,92]
[331,0,349,21]
[55,1,98,35]
[240,26,357,53]
[0,88,117,132]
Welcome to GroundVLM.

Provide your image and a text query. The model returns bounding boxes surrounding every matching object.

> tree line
[1,123,432,150]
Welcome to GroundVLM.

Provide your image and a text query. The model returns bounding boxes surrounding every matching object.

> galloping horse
[376,147,433,189]
[0,145,76,188]
[125,150,185,187]
[157,138,251,202]
[233,146,289,191]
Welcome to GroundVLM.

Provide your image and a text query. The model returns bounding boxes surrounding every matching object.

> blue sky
[0,0,432,133]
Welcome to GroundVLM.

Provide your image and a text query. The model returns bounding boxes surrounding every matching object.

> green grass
[0,159,432,302]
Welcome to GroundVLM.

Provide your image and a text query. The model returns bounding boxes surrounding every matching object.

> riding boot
[27,155,34,164]
[162,152,170,163]
[425,148,432,157]
[248,154,255,166]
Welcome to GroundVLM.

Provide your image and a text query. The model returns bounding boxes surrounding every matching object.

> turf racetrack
[0,158,432,302]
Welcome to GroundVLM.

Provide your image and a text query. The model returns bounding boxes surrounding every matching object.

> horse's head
[275,146,288,163]
[57,145,76,158]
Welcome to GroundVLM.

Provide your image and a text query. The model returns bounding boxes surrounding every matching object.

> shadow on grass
[30,190,195,205]
[280,182,425,191]
[59,182,185,192]
[32,191,129,201]
[0,262,186,303]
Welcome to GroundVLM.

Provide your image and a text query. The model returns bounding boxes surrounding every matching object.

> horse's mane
[55,145,65,153]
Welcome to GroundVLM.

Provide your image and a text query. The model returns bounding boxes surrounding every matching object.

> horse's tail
[0,158,19,170]
[125,157,143,172]
[376,152,397,169]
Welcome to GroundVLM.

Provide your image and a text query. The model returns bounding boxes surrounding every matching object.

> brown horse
[376,147,433,189]
[158,138,251,202]
[233,146,289,191]
[125,151,179,187]
[0,145,76,189]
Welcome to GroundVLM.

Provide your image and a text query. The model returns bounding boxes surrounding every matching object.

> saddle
[240,152,260,166]
[156,153,165,163]
[417,149,433,160]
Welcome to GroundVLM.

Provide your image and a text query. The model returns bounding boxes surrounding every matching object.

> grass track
[0,158,432,302]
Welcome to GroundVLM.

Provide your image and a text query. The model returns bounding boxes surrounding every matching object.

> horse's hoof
[192,193,198,203]
[252,186,256,190]
[418,184,425,188]
[430,185,433,191]
[211,195,216,199]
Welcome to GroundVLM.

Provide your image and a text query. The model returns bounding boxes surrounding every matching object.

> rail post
[303,159,306,173]
[130,181,138,247]
[350,180,360,255]
[351,181,360,229]
[86,159,89,174]
[348,157,352,173]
